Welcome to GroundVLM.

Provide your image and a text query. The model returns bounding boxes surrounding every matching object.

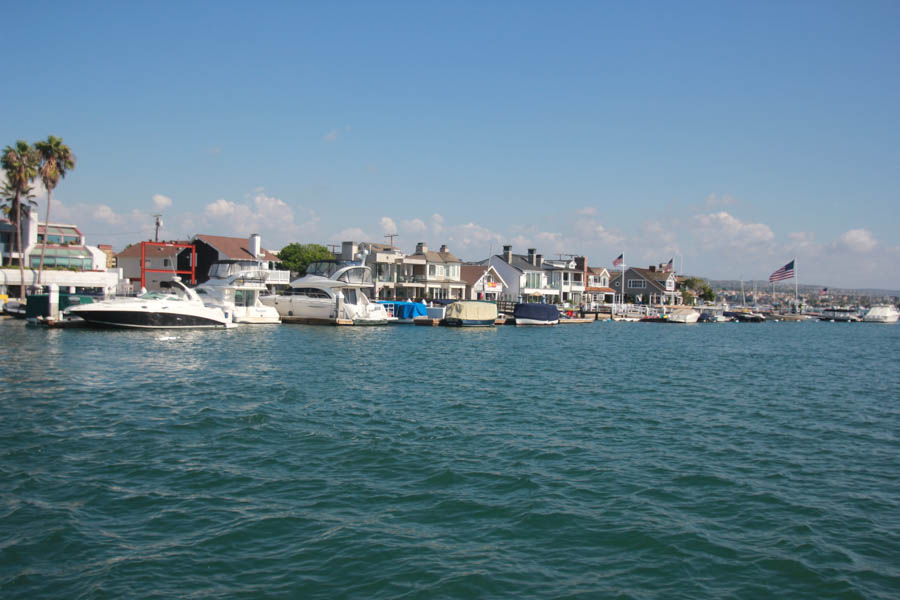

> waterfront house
[116,240,193,291]
[610,265,682,305]
[583,266,616,306]
[1,210,122,298]
[192,234,286,286]
[482,246,559,303]
[460,264,508,301]
[406,242,465,300]
[542,256,585,305]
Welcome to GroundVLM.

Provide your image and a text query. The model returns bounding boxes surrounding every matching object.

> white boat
[862,305,899,323]
[260,260,387,325]
[66,278,234,329]
[194,260,281,324]
[820,307,861,322]
[667,307,700,324]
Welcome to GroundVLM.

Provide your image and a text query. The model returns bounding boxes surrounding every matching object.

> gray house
[610,265,682,304]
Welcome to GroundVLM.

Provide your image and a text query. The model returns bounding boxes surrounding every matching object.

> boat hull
[515,317,558,326]
[443,318,495,327]
[70,309,229,329]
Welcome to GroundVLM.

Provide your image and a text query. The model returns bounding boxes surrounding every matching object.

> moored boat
[67,278,234,329]
[820,307,861,322]
[260,260,387,325]
[513,302,559,326]
[861,305,899,323]
[443,300,497,327]
[194,260,280,324]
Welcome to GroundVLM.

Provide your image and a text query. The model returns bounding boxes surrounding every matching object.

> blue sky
[3,1,899,288]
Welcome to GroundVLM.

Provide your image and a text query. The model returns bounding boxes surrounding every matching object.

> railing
[265,270,291,284]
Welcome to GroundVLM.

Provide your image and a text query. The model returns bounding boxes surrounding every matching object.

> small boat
[380,301,428,323]
[725,310,766,322]
[261,260,387,325]
[820,307,860,322]
[194,260,280,324]
[861,305,899,323]
[443,300,497,327]
[513,303,559,326]
[67,278,234,329]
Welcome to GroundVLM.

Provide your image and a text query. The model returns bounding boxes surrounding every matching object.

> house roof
[459,265,507,288]
[585,286,616,293]
[194,234,280,262]
[496,253,545,272]
[411,249,461,263]
[116,241,193,259]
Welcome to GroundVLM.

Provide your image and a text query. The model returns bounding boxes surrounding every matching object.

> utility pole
[384,233,398,249]
[153,214,163,242]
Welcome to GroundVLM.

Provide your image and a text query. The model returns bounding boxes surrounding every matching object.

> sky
[3,1,899,289]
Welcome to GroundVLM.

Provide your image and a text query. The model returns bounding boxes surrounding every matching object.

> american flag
[664,258,673,272]
[820,287,828,295]
[768,260,795,282]
[612,253,623,267]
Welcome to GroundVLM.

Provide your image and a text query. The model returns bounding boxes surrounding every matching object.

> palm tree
[1,141,39,300]
[35,135,76,286]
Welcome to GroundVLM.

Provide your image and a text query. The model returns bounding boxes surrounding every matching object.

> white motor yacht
[260,260,388,325]
[667,307,701,323]
[861,305,899,323]
[194,260,281,324]
[67,278,234,329]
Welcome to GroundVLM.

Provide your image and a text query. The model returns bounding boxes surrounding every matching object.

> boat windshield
[306,261,355,278]
[208,260,264,279]
[138,291,182,301]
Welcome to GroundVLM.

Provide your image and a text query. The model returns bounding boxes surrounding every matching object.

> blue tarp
[380,301,428,320]
[513,303,559,322]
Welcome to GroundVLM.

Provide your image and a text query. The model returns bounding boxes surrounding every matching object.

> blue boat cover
[513,303,559,322]
[380,301,428,319]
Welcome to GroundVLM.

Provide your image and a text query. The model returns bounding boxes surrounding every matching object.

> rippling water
[1,319,898,598]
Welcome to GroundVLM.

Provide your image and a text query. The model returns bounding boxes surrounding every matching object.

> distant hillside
[707,280,900,298]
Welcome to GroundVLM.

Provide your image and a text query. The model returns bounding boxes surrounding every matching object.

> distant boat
[724,309,766,322]
[667,307,700,324]
[513,303,559,326]
[820,307,860,322]
[443,300,497,327]
[861,305,899,323]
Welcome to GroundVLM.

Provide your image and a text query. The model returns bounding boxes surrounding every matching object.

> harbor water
[1,320,898,598]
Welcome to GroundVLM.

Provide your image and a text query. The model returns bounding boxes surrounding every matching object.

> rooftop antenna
[153,214,163,242]
[327,244,340,256]
[384,233,398,249]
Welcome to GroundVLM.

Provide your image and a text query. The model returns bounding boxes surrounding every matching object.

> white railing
[265,270,292,284]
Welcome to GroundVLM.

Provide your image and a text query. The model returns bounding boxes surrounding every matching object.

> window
[628,280,646,289]
[428,264,436,277]
[163,259,172,267]
[525,272,542,289]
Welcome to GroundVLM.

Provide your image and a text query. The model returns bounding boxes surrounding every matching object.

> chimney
[503,245,513,263]
[416,242,427,254]
[575,256,586,273]
[249,233,261,258]
[536,254,544,267]
[341,241,357,260]
[440,244,448,253]
[528,248,536,265]
[649,265,656,272]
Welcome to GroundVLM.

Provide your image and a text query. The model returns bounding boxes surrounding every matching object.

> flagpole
[794,258,799,313]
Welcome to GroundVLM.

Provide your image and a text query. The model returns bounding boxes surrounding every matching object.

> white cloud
[704,193,738,209]
[576,207,597,216]
[430,213,444,236]
[332,227,369,242]
[573,218,624,245]
[399,218,427,235]
[152,194,173,211]
[379,217,397,234]
[200,189,319,245]
[692,211,774,250]
[837,228,877,253]
[93,204,125,225]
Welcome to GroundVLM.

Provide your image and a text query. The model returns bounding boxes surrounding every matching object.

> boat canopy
[445,301,498,321]
[380,301,428,319]
[513,303,559,321]
[207,260,269,280]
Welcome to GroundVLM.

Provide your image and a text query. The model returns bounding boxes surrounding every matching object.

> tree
[679,276,715,304]
[277,243,333,275]
[35,136,76,286]
[2,141,40,299]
